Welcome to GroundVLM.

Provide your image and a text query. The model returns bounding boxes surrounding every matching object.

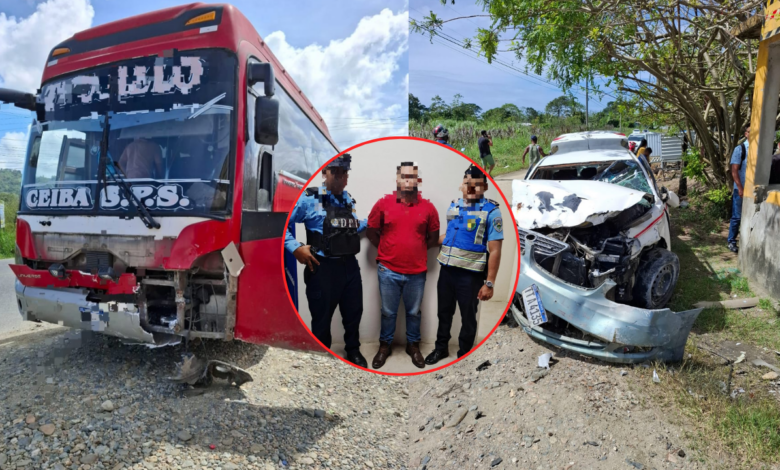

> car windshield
[531,159,654,195]
[21,49,236,215]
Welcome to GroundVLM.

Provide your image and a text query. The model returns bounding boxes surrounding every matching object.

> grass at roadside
[0,229,14,259]
[641,186,780,467]
[409,119,595,177]
[461,138,531,176]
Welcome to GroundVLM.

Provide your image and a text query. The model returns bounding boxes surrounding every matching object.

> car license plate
[521,284,548,326]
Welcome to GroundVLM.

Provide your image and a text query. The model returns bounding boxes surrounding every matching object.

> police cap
[326,153,352,171]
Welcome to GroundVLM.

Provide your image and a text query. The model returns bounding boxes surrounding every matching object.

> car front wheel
[632,248,680,309]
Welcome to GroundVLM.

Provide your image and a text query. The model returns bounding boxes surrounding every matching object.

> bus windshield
[21,49,236,216]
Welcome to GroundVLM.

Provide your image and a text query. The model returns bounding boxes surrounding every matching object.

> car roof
[550,130,629,154]
[536,149,634,167]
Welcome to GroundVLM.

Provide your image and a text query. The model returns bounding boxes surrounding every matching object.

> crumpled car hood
[512,179,648,230]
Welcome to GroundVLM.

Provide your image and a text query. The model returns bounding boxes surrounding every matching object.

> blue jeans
[377,263,426,343]
[728,187,742,244]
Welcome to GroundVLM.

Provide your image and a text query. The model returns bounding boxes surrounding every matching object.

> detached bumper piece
[513,229,701,363]
[168,354,253,388]
[15,280,177,346]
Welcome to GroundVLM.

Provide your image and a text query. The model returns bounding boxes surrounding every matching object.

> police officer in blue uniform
[433,124,453,147]
[425,164,504,364]
[284,154,369,368]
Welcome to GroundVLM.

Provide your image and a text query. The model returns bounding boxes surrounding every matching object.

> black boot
[346,351,368,368]
[424,349,448,365]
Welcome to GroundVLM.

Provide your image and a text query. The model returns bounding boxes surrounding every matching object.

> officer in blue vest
[425,164,504,364]
[433,124,453,147]
[284,153,369,368]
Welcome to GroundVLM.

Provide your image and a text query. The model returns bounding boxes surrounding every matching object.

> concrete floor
[330,299,507,374]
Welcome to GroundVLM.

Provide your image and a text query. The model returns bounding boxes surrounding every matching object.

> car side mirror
[247,63,275,97]
[659,186,680,208]
[254,96,279,145]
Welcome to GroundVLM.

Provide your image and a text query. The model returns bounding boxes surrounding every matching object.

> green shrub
[682,148,708,185]
[703,185,732,219]
[0,230,15,259]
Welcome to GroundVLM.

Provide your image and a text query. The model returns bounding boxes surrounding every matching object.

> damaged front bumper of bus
[511,233,702,364]
[15,280,180,346]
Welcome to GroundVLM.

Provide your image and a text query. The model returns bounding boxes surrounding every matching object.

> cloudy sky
[0,0,409,170]
[409,0,613,117]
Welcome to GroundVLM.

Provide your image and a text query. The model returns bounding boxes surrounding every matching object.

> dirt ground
[0,328,408,470]
[405,322,747,470]
[405,169,780,470]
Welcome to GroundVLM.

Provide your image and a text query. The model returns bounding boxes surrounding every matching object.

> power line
[412,9,620,101]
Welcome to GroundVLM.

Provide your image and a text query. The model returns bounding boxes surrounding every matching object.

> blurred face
[323,167,349,194]
[745,126,751,139]
[462,175,487,202]
[396,165,420,195]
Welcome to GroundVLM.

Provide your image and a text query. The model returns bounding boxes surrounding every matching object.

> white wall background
[292,139,516,345]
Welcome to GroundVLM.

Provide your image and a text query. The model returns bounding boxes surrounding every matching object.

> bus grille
[82,251,111,272]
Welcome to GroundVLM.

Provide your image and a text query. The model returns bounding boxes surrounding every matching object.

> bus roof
[40,3,337,150]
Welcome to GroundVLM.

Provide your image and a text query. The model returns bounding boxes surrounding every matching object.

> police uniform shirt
[451,198,503,242]
[284,186,367,257]
[437,197,503,272]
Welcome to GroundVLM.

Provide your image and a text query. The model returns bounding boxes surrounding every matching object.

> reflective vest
[437,198,499,272]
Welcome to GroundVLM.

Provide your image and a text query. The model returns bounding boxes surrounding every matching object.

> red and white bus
[0,3,336,350]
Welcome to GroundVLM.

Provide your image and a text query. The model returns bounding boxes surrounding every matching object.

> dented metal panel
[513,235,702,363]
[15,280,158,343]
[513,179,648,230]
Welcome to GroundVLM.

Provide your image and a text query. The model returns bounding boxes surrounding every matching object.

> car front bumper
[513,229,702,363]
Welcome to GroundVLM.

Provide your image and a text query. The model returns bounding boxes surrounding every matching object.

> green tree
[413,0,761,186]
[0,169,22,194]
[409,93,428,121]
[429,95,452,119]
[523,107,540,122]
[452,102,482,120]
[481,103,523,122]
[481,106,511,122]
[545,95,581,118]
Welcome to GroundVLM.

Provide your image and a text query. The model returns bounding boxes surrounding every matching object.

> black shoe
[346,351,368,368]
[424,349,448,365]
[728,242,738,253]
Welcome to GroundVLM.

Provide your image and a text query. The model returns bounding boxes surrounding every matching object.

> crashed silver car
[510,131,701,363]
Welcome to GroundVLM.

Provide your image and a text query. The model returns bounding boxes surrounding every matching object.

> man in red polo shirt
[366,162,440,369]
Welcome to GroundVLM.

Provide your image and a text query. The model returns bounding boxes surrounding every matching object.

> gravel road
[0,329,408,470]
[405,321,737,470]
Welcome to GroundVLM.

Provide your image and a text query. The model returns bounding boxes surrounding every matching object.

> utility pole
[585,81,589,130]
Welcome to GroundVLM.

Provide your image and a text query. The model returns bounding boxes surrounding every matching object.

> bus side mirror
[0,88,36,111]
[248,63,275,97]
[254,96,279,145]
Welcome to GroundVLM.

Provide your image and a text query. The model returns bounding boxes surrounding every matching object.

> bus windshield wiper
[98,112,160,229]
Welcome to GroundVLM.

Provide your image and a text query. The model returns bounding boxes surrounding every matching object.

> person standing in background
[635,138,648,157]
[366,162,440,369]
[477,130,495,177]
[728,125,750,253]
[521,135,546,168]
[433,124,452,147]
